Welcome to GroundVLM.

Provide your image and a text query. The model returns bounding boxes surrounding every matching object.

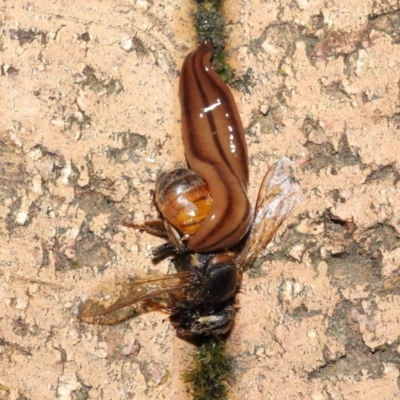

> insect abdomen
[155,168,213,236]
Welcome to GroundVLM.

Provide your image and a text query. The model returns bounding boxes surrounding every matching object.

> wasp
[75,42,301,341]
[75,158,300,340]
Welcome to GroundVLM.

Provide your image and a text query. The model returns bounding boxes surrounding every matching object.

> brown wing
[74,271,193,325]
[236,157,301,272]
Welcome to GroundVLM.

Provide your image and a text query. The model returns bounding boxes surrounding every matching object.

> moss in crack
[212,48,233,83]
[184,337,231,400]
[194,1,225,48]
[193,1,232,82]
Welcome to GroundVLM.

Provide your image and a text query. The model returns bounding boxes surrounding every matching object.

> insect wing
[237,157,301,271]
[75,271,193,325]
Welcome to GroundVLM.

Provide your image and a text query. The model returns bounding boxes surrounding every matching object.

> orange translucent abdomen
[155,169,213,236]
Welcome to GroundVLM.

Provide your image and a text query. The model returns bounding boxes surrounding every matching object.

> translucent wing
[236,157,301,271]
[74,271,193,325]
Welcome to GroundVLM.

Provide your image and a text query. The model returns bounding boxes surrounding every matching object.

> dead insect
[75,158,300,341]
[74,42,301,341]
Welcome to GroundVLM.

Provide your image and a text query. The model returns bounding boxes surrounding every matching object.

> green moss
[213,48,233,83]
[69,260,81,270]
[183,338,231,400]
[193,1,233,82]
